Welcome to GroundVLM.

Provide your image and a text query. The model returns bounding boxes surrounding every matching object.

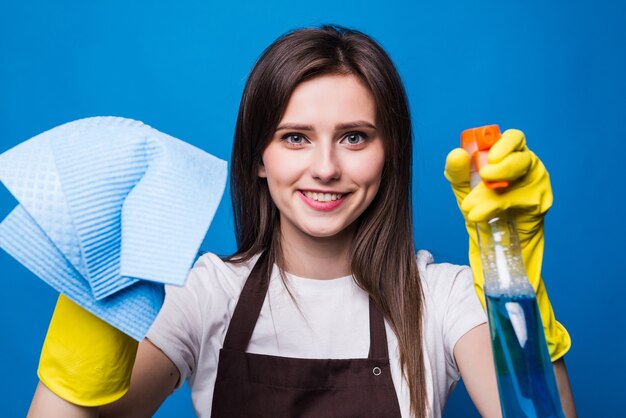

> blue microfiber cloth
[0,117,227,340]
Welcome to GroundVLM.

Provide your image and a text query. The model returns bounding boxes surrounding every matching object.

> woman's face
[259,74,385,241]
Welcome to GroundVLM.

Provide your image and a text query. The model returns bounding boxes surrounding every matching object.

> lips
[298,190,349,211]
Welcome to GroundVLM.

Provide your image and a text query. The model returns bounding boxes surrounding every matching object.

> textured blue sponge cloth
[0,117,227,340]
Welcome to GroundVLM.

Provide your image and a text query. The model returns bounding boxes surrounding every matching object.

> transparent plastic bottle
[462,125,564,418]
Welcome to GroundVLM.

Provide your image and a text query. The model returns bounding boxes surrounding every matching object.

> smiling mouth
[301,191,344,202]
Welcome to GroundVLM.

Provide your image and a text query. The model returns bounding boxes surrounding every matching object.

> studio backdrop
[1,0,624,416]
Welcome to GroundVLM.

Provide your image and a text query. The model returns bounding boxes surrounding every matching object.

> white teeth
[303,191,343,202]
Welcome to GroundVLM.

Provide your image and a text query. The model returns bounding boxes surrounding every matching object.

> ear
[258,161,267,178]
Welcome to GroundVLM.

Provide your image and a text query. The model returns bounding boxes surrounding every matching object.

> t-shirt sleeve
[417,251,487,371]
[146,256,213,388]
[441,266,487,361]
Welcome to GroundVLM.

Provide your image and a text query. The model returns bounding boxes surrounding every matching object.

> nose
[309,141,341,182]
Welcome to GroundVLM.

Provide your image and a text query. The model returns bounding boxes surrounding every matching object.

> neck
[279,220,355,280]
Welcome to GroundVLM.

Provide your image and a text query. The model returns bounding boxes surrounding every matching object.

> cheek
[346,150,385,188]
[265,161,299,184]
[262,151,304,197]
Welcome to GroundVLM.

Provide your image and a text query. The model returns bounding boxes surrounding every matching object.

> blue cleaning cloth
[0,117,227,340]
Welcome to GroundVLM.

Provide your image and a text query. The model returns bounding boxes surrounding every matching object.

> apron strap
[222,250,271,350]
[222,250,391,361]
[368,298,390,359]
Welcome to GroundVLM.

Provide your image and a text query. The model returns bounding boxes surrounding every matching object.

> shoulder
[416,249,473,299]
[415,250,486,378]
[146,251,259,387]
[165,251,259,304]
[415,249,483,331]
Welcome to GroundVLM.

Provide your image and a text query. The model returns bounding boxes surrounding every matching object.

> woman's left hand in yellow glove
[444,128,571,361]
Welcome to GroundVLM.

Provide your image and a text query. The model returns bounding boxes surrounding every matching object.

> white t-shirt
[146,250,486,418]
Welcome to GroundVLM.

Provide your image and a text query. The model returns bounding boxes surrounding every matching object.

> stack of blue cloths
[0,117,227,340]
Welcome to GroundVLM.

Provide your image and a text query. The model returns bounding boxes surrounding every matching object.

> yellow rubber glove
[38,294,138,406]
[444,128,571,361]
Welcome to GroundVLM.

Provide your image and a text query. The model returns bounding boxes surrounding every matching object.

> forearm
[28,382,98,418]
[553,357,577,418]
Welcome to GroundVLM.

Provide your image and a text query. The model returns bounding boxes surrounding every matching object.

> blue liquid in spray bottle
[462,125,564,417]
[486,292,562,417]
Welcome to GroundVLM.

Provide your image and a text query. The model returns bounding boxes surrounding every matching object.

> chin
[302,221,354,239]
[304,228,342,239]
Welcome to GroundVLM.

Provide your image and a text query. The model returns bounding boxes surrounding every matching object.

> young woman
[28,25,576,417]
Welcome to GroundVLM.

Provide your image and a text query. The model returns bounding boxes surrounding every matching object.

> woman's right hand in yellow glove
[34,295,139,407]
[27,294,181,417]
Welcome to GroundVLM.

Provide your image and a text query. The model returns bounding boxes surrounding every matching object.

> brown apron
[211,251,403,417]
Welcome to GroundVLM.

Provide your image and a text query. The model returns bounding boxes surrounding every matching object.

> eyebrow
[275,120,377,132]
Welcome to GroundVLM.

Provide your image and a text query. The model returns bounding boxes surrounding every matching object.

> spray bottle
[462,125,564,417]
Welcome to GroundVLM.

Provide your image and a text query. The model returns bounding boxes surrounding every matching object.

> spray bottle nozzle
[461,124,509,190]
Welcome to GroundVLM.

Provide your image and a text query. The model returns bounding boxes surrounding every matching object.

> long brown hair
[228,25,426,417]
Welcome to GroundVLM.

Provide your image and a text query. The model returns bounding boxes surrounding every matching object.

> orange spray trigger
[461,124,509,190]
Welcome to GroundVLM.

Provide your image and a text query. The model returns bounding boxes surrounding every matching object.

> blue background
[1,0,624,416]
